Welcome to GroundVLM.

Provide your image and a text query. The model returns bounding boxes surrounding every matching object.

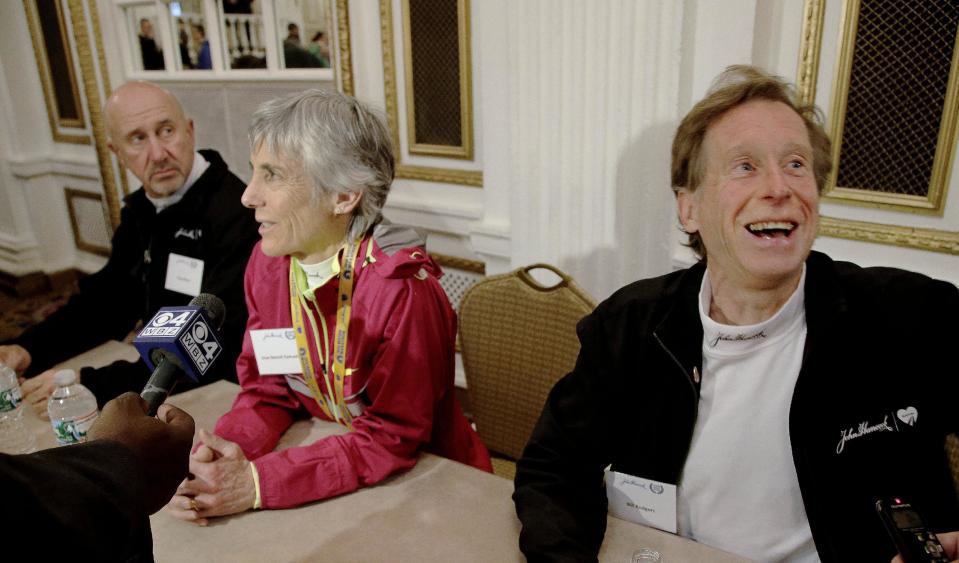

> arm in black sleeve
[11,213,145,376]
[193,189,258,386]
[513,312,616,562]
[932,279,959,435]
[942,280,959,402]
[2,440,153,560]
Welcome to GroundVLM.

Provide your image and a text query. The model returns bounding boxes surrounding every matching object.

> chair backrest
[459,263,596,461]
[944,435,959,504]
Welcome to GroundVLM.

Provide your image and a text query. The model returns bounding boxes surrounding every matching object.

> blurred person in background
[138,18,164,71]
[191,24,212,70]
[308,31,330,68]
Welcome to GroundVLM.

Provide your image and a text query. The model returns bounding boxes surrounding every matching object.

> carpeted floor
[0,283,79,341]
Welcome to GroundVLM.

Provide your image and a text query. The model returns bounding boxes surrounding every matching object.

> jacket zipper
[653,330,700,485]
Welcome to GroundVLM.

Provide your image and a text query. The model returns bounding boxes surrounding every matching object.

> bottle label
[51,409,99,445]
[0,386,22,413]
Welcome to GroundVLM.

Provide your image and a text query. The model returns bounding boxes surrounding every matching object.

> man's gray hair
[248,89,395,239]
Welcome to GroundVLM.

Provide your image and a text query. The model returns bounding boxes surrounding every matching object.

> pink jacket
[215,226,492,509]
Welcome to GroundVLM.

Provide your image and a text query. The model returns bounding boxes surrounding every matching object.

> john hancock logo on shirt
[835,406,918,454]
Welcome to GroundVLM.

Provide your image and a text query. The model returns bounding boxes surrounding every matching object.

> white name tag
[164,253,204,297]
[250,328,302,375]
[605,470,677,533]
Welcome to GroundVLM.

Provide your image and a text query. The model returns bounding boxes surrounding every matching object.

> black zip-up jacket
[10,150,258,406]
[514,251,959,562]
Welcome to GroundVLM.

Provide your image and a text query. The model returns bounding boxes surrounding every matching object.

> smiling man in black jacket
[0,81,258,412]
[513,66,959,562]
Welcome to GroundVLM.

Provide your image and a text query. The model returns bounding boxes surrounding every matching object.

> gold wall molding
[67,0,121,229]
[400,0,473,159]
[86,0,127,197]
[796,0,825,106]
[23,0,89,144]
[396,163,482,187]
[799,0,959,256]
[380,0,401,157]
[380,0,482,187]
[335,0,354,96]
[820,216,959,255]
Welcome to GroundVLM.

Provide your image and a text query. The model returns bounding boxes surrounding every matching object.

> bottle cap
[54,369,77,386]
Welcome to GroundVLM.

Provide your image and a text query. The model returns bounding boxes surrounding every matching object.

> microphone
[134,293,226,415]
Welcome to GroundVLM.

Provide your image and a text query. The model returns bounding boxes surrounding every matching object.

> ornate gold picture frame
[334,0,354,96]
[825,0,958,214]
[798,0,959,255]
[401,0,473,159]
[65,188,111,256]
[380,0,482,187]
[65,0,123,229]
[24,0,90,144]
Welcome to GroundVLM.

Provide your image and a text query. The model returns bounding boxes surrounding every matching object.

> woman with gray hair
[168,89,491,523]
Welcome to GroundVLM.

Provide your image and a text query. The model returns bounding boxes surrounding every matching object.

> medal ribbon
[288,237,362,429]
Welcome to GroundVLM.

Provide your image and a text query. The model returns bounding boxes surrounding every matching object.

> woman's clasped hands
[167,428,256,526]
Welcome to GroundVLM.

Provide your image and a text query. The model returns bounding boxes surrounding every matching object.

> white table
[23,348,749,562]
[152,382,748,562]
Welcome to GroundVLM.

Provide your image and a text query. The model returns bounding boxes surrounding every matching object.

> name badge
[605,470,677,533]
[164,253,204,297]
[250,329,302,375]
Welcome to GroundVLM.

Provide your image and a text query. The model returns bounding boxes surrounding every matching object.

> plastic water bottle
[47,369,99,445]
[0,362,36,454]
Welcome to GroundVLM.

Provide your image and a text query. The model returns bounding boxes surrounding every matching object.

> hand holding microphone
[134,293,226,415]
[89,392,196,514]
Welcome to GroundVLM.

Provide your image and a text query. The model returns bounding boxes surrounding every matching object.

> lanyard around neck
[288,237,362,429]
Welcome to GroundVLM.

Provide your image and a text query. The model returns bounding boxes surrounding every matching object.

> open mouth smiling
[746,221,796,239]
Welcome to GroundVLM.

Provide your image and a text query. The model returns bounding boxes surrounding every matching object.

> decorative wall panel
[402,0,472,158]
[381,0,481,186]
[24,0,90,144]
[799,0,959,255]
[65,188,110,256]
[826,0,959,214]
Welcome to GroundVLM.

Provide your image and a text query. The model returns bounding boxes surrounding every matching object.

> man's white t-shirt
[676,268,820,562]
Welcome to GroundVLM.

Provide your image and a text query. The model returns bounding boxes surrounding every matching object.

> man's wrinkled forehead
[106,84,187,136]
[703,99,809,154]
